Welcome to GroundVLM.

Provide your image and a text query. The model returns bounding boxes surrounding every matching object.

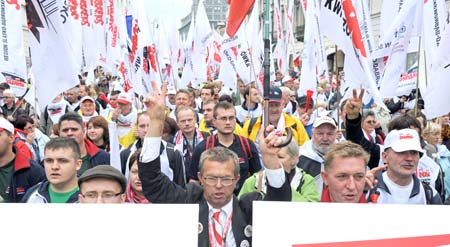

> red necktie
[212,211,223,246]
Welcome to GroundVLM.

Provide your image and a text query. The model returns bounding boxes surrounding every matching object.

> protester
[297,116,337,196]
[86,116,110,152]
[110,92,137,148]
[14,113,50,162]
[120,112,185,186]
[1,89,25,122]
[125,149,149,203]
[138,82,291,246]
[22,138,81,203]
[0,118,45,202]
[367,129,442,204]
[58,112,110,176]
[188,102,262,194]
[242,86,309,147]
[239,137,319,202]
[321,141,369,203]
[235,85,262,125]
[78,165,126,203]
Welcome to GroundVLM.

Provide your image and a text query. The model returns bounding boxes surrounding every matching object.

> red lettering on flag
[6,0,20,10]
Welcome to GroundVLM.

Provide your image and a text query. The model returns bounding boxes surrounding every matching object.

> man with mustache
[297,116,337,197]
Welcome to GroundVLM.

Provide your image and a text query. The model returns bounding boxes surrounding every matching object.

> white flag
[0,0,28,97]
[27,0,80,111]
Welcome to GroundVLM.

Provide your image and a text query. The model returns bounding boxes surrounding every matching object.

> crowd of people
[0,67,449,245]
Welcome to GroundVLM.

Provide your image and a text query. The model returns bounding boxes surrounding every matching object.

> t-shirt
[0,161,14,202]
[78,155,91,177]
[48,186,79,203]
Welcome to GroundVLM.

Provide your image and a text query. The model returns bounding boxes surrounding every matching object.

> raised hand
[143,81,167,137]
[259,125,284,170]
[344,88,364,120]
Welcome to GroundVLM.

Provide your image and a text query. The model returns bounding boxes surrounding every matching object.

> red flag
[226,0,255,37]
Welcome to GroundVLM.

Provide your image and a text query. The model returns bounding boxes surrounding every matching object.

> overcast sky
[145,0,193,28]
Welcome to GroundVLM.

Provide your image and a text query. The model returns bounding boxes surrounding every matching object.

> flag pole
[263,0,291,147]
[414,37,422,116]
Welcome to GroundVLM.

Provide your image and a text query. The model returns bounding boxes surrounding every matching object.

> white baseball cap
[384,129,424,153]
[117,92,133,105]
[313,116,337,128]
[0,117,14,134]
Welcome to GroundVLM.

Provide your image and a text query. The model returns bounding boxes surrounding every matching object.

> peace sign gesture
[345,88,365,120]
[143,81,167,137]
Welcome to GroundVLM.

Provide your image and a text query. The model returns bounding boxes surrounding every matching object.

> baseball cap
[313,116,337,128]
[0,117,14,134]
[117,92,133,104]
[80,96,95,103]
[384,129,424,153]
[167,85,176,95]
[78,165,127,192]
[269,87,282,102]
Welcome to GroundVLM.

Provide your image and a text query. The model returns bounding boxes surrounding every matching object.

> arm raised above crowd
[344,88,364,120]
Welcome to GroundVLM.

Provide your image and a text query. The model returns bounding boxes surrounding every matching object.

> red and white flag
[0,0,28,98]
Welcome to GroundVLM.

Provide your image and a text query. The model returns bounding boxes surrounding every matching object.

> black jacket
[4,147,45,202]
[138,156,291,247]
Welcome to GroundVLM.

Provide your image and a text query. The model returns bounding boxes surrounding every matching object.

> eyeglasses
[365,120,376,124]
[203,176,235,186]
[80,191,122,201]
[216,116,236,122]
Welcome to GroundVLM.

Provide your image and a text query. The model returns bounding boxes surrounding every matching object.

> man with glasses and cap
[137,81,291,247]
[78,165,127,203]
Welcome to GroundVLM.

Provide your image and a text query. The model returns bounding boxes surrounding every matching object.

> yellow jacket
[198,119,245,136]
[242,113,309,146]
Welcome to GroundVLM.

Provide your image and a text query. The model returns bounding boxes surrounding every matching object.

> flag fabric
[0,0,28,97]
[226,0,255,37]
[26,0,80,111]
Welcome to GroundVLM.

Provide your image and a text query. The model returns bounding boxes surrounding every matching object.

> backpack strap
[422,182,434,205]
[238,135,253,159]
[205,134,216,150]
[166,143,176,168]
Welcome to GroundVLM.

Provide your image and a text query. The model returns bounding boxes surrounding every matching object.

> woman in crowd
[125,149,149,203]
[86,116,110,151]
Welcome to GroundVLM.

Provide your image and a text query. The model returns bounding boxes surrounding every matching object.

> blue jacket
[21,180,79,203]
[5,147,45,202]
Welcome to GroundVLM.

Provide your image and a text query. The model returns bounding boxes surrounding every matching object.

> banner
[0,0,28,97]
[254,202,450,247]
[1,204,198,246]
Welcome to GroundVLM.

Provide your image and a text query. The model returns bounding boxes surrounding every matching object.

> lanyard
[208,209,233,247]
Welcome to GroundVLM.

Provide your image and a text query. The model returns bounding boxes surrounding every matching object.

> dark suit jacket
[139,157,291,247]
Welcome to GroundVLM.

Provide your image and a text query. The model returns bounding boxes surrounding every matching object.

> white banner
[0,0,28,97]
[1,204,198,246]
[254,202,450,246]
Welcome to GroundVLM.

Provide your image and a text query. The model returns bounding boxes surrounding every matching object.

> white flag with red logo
[26,0,80,111]
[0,0,28,98]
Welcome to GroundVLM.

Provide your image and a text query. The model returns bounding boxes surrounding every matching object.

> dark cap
[0,82,10,90]
[78,165,127,192]
[269,87,282,102]
[297,95,314,108]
